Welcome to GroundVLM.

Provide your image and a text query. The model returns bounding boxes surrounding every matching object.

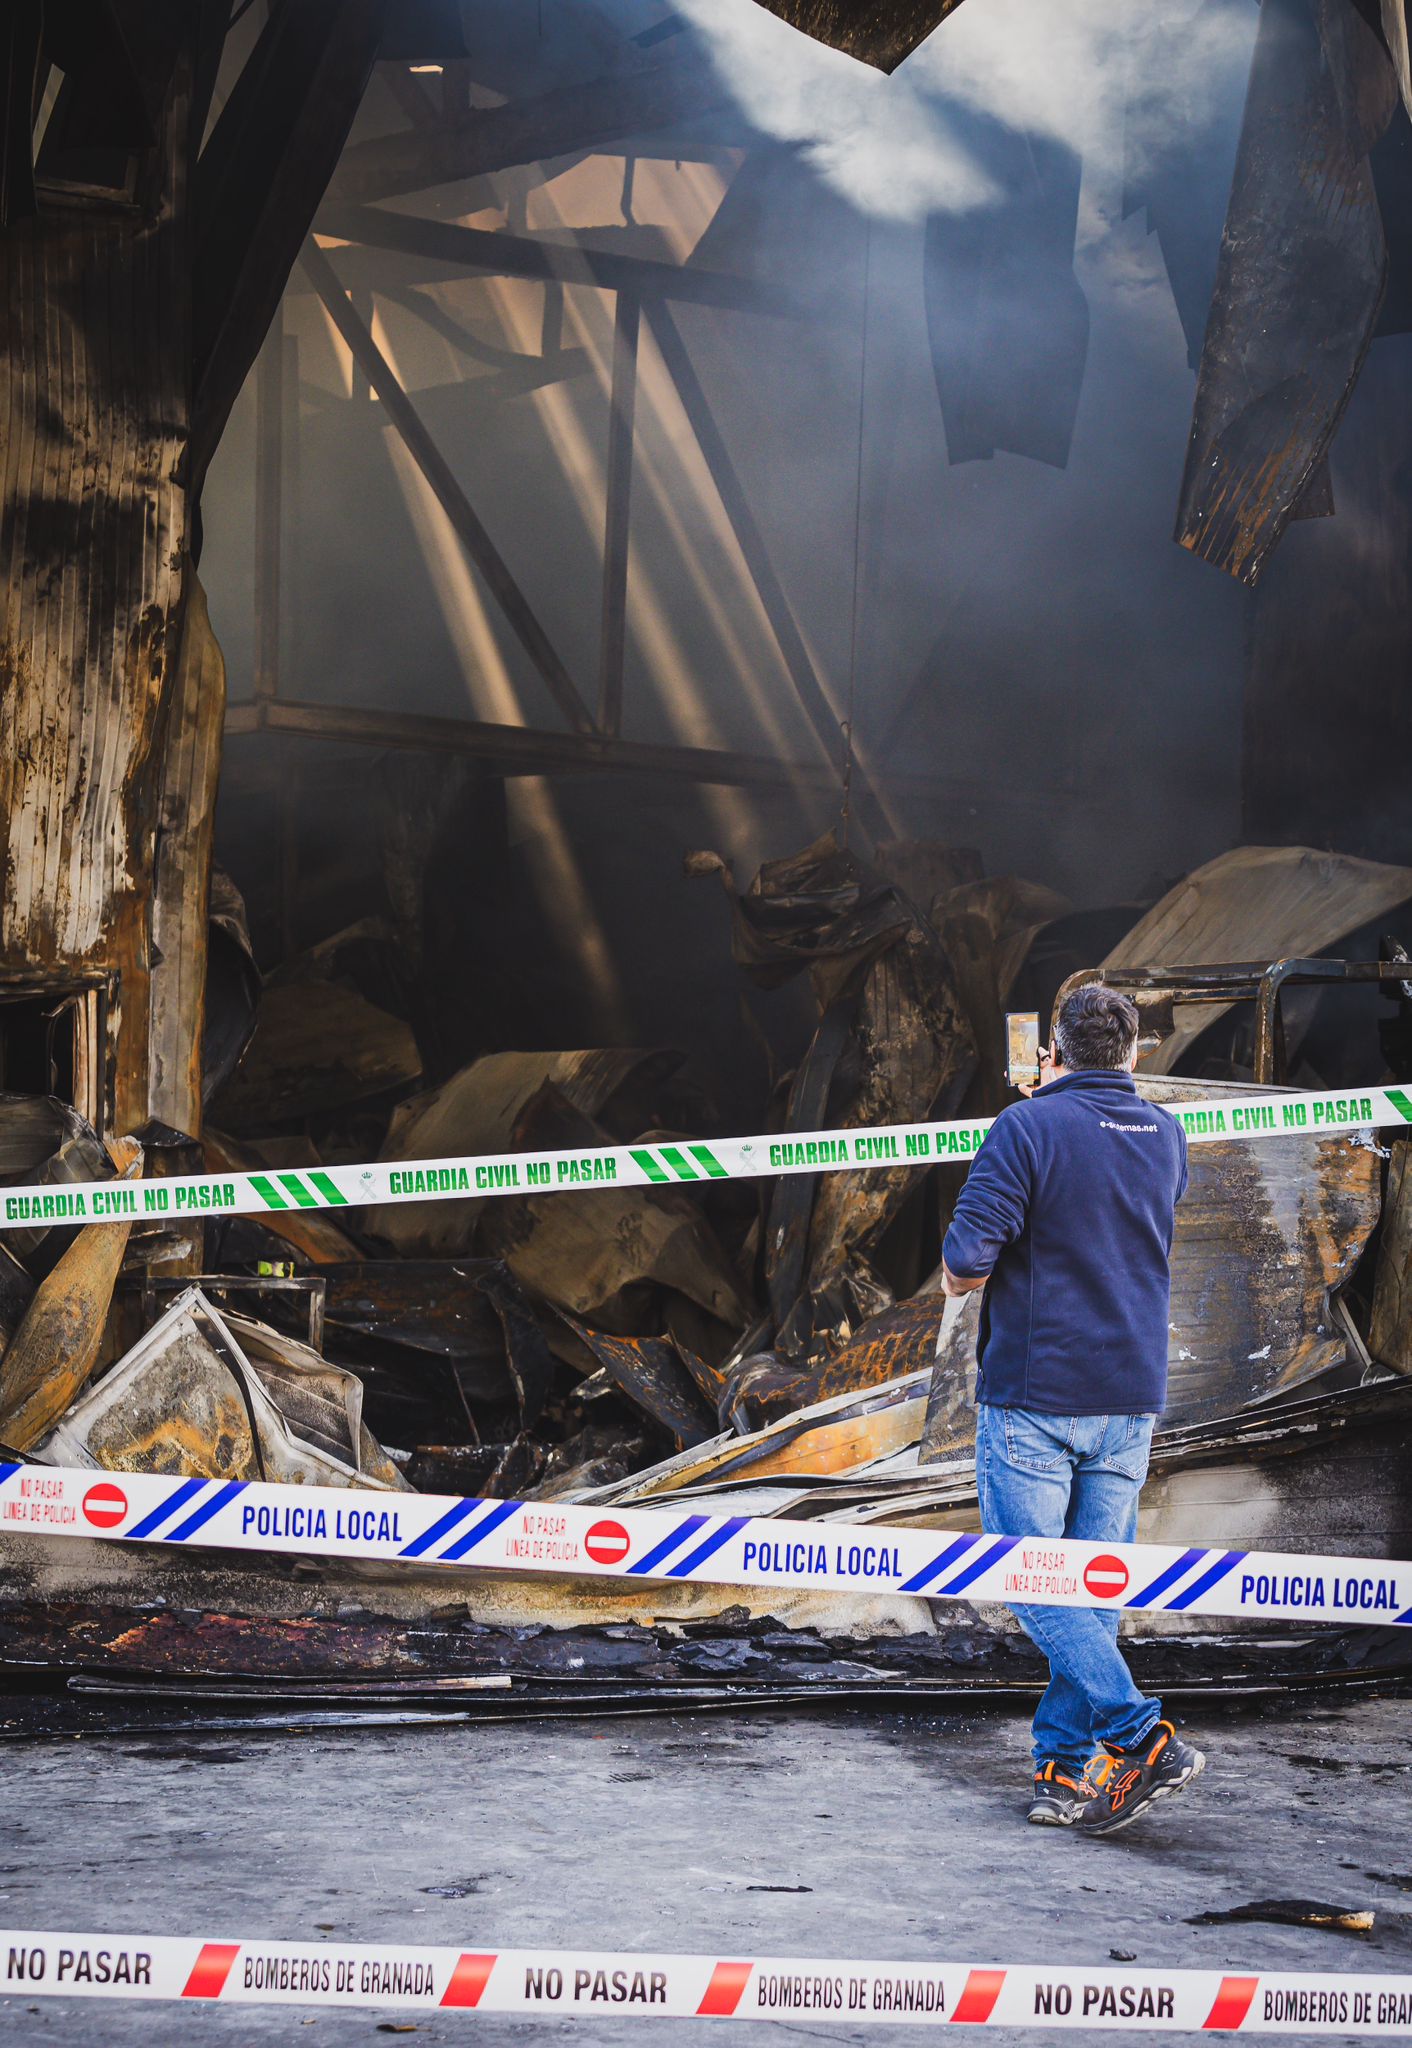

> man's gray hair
[1054,983,1139,1071]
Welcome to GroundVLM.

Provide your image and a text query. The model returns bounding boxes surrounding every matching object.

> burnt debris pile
[2,837,1412,1536]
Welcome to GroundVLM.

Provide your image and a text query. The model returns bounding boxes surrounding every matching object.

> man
[941,981,1202,1837]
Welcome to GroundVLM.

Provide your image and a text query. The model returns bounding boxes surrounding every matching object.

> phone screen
[1005,1011,1041,1090]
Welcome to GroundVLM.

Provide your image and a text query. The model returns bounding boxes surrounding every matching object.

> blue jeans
[974,1403,1161,1772]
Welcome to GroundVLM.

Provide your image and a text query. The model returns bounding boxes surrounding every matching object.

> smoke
[673,0,1255,222]
[204,0,1266,1083]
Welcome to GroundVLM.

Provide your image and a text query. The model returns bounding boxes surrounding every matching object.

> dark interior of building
[3,0,1412,1720]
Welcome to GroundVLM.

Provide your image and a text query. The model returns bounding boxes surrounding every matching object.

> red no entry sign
[1082,1554,1129,1599]
[82,1482,128,1530]
[584,1520,631,1566]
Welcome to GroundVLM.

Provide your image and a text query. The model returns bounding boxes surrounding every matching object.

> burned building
[2,0,1412,1725]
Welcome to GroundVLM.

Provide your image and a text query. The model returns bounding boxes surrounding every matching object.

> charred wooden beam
[226,699,853,791]
[223,699,1076,812]
[292,358,594,421]
[189,0,385,494]
[542,279,565,357]
[350,286,373,403]
[1175,0,1398,585]
[299,234,596,737]
[375,282,591,389]
[319,354,595,416]
[326,52,727,206]
[597,290,640,737]
[314,202,807,316]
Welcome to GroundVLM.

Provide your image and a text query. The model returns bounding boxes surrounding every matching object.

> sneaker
[1076,1719,1205,1836]
[1027,1759,1089,1826]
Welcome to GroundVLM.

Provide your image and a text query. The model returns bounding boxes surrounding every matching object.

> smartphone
[1005,1011,1041,1091]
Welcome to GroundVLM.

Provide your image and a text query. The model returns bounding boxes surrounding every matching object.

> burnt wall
[0,60,193,1133]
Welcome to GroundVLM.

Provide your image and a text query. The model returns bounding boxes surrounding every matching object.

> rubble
[563,1322,720,1447]
[473,1082,748,1346]
[208,975,423,1130]
[367,1049,702,1257]
[0,1096,117,1275]
[691,832,978,1364]
[1,0,1409,1765]
[202,869,261,1106]
[921,1076,1383,1456]
[582,1370,933,1503]
[31,1288,408,1491]
[0,1244,34,1352]
[1371,1139,1412,1373]
[715,1294,948,1433]
[1097,846,1412,1075]
[1189,1902,1376,1935]
[313,1258,557,1431]
[0,1135,143,1450]
[1,831,1410,1702]
[201,1130,366,1266]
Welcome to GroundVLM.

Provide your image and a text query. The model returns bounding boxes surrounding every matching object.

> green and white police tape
[0,1083,1401,1231]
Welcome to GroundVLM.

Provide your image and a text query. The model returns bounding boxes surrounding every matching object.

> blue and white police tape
[1,1930,1409,2031]
[3,1461,1407,1627]
[0,1083,1401,1231]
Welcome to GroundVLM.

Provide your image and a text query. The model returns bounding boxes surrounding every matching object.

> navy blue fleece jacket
[941,1069,1188,1416]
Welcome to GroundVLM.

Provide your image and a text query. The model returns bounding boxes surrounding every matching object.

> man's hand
[941,1259,988,1298]
[1017,1046,1059,1098]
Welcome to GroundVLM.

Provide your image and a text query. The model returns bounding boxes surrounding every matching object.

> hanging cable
[839,216,872,849]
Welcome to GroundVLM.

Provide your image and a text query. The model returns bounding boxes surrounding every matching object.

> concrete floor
[0,1689,1408,2045]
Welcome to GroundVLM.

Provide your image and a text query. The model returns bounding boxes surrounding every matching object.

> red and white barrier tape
[1,1934,1409,2032]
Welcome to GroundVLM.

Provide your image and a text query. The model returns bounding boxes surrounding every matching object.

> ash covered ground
[1,1692,1409,2045]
